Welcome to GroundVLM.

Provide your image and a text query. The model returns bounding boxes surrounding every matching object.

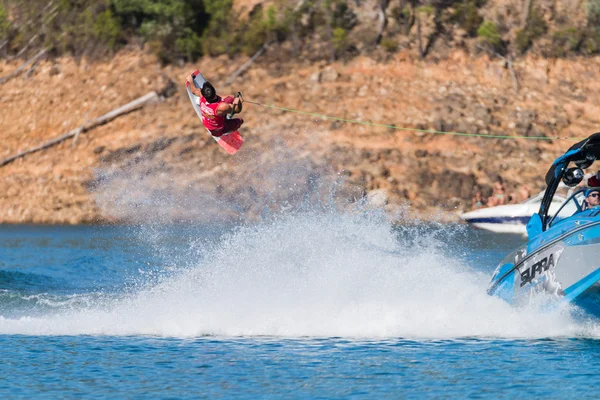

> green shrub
[331,0,357,30]
[391,6,411,22]
[59,5,119,56]
[587,0,600,25]
[332,27,349,55]
[515,8,547,53]
[547,27,583,57]
[175,29,202,61]
[515,29,531,53]
[201,0,232,22]
[477,20,502,50]
[391,6,413,35]
[112,0,207,61]
[417,5,435,15]
[202,35,232,57]
[201,0,235,56]
[265,4,278,32]
[528,9,548,38]
[78,8,96,44]
[295,0,327,35]
[380,37,399,52]
[241,5,270,55]
[452,1,483,37]
[241,4,289,55]
[581,28,600,54]
[94,10,121,50]
[0,5,9,40]
[2,0,210,61]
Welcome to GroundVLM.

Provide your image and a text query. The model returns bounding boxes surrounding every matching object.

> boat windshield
[548,189,587,227]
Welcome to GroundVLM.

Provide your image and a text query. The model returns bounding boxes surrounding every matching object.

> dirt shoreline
[1,49,598,225]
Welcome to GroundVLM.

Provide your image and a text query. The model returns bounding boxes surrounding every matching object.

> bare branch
[374,0,389,45]
[0,92,160,168]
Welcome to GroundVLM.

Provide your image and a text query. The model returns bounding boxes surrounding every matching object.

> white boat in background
[460,191,566,235]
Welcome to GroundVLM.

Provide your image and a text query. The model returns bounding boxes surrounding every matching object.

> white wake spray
[0,207,595,338]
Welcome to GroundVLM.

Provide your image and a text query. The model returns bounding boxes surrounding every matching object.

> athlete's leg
[222,118,244,134]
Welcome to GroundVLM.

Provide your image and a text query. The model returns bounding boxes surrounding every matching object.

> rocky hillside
[0,45,599,224]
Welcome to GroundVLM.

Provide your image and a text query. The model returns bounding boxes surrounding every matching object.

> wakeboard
[185,69,244,155]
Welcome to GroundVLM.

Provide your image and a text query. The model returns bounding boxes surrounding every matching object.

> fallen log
[0,48,47,85]
[0,91,159,167]
[24,59,39,78]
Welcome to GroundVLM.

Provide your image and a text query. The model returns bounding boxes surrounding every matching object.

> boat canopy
[545,132,600,185]
[538,132,600,232]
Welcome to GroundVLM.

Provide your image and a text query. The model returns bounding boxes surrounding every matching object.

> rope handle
[229,92,243,119]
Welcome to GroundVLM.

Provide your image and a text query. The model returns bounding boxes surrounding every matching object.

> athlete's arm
[186,75,202,96]
[215,97,242,116]
[232,97,242,114]
[215,102,234,117]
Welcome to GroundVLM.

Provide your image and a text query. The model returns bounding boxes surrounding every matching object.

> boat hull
[488,132,600,318]
[488,221,600,317]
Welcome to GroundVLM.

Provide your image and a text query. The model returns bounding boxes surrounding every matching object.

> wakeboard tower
[185,70,244,155]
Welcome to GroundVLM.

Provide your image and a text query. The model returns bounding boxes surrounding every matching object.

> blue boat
[488,132,600,316]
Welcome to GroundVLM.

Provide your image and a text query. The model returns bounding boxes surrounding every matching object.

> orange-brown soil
[1,48,599,224]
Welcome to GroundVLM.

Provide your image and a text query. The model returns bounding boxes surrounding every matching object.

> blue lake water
[2,212,600,398]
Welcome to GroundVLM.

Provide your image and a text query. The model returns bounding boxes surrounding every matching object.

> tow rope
[241,98,580,141]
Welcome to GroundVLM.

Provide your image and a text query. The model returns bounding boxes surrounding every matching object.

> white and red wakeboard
[185,69,244,155]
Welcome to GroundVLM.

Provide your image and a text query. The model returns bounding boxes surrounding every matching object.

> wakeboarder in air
[186,72,244,137]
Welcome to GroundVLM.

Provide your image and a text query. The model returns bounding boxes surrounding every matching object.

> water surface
[1,215,598,398]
